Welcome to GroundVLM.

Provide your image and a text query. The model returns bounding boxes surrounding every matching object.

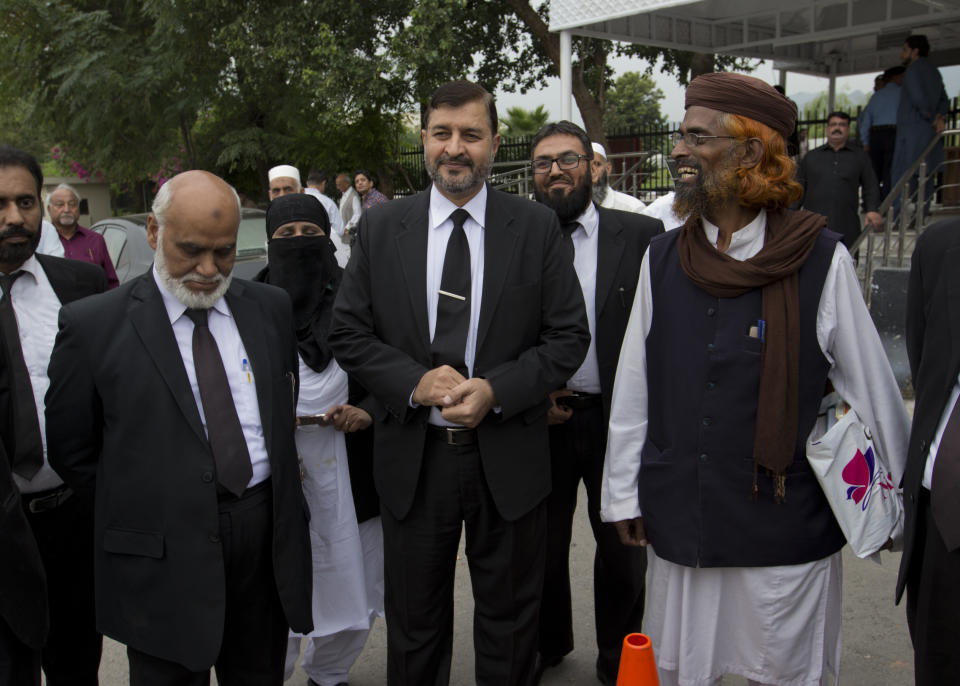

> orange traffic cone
[615,633,660,685]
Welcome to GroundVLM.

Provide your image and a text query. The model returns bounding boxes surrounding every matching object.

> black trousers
[381,434,547,686]
[22,487,102,686]
[868,126,897,202]
[127,480,288,686]
[906,489,960,686]
[539,405,646,681]
[0,617,40,686]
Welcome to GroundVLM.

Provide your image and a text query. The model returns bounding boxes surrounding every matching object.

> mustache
[0,225,35,241]
[181,273,226,285]
[437,153,474,169]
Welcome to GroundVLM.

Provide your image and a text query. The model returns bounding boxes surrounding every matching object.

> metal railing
[850,128,960,301]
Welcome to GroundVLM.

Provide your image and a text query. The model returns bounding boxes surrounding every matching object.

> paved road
[93,482,914,685]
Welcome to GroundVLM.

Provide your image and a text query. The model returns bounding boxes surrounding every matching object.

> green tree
[500,106,550,137]
[604,72,667,133]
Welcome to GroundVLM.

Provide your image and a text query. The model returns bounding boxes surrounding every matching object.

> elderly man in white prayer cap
[267,164,349,267]
[589,142,646,213]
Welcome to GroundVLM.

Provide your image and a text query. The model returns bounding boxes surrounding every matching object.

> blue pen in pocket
[757,319,766,343]
[242,357,252,383]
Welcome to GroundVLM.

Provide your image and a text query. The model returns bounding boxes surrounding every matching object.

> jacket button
[707,307,716,316]
[209,534,221,543]
[707,382,716,390]
[702,417,712,426]
[699,453,708,462]
[201,471,214,483]
[707,343,715,351]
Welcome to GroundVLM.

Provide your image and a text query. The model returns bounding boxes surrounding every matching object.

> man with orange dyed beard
[600,72,909,686]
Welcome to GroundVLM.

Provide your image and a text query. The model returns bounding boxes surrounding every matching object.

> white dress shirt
[6,255,65,493]
[921,374,960,489]
[599,188,646,213]
[36,220,65,257]
[424,184,487,426]
[304,188,345,237]
[641,191,686,231]
[153,268,271,487]
[565,202,602,394]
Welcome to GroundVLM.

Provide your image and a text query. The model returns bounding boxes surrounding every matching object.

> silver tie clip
[438,289,466,301]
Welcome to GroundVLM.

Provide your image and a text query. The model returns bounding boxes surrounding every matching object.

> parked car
[90,208,268,284]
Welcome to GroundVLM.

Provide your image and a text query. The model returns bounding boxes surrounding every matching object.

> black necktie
[932,395,960,550]
[432,208,471,377]
[185,308,252,497]
[0,272,43,479]
[561,221,579,259]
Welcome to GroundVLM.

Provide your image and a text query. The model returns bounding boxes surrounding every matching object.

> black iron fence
[392,99,960,199]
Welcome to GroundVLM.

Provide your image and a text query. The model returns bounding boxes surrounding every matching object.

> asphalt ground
[91,484,915,685]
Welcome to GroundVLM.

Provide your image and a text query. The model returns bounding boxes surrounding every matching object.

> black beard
[0,224,41,267]
[426,151,492,196]
[534,172,593,223]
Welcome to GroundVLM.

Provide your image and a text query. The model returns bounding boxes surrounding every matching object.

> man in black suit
[897,217,960,684]
[45,170,312,686]
[329,81,590,686]
[0,145,107,685]
[528,122,662,685]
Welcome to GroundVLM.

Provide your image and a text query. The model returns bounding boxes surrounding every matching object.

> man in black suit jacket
[897,217,960,684]
[329,81,590,686]
[528,122,662,684]
[45,170,312,686]
[0,145,107,686]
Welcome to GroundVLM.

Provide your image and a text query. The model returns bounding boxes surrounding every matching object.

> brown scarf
[676,208,827,501]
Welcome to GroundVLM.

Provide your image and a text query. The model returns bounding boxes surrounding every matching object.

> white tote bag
[806,399,902,559]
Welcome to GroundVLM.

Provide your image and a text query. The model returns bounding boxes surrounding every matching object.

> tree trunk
[504,0,607,146]
[690,53,716,81]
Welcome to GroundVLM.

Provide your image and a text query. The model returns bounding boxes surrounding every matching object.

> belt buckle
[444,428,459,446]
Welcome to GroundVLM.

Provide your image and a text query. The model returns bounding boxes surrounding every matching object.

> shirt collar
[429,183,488,230]
[572,202,599,237]
[2,253,41,280]
[152,265,231,325]
[819,140,856,153]
[702,208,766,255]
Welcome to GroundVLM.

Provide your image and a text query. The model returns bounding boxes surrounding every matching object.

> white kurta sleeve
[816,243,911,540]
[601,247,654,522]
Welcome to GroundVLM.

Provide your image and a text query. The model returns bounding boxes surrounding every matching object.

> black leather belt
[23,484,74,514]
[427,425,478,446]
[560,392,603,410]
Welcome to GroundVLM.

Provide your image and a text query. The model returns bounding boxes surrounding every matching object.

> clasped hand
[413,365,497,429]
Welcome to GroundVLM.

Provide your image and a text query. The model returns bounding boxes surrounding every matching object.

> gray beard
[592,182,608,204]
[154,228,231,309]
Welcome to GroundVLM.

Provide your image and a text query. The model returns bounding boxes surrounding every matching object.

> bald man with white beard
[46,170,313,686]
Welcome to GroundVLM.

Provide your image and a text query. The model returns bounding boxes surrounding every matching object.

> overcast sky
[497,55,960,127]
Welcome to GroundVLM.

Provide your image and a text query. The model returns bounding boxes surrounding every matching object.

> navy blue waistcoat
[642,224,846,567]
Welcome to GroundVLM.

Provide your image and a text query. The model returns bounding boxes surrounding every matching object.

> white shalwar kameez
[284,356,384,686]
[601,210,909,686]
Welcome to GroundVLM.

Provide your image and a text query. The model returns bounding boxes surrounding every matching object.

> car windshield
[236,215,267,259]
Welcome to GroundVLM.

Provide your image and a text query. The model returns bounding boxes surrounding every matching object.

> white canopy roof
[549,0,960,77]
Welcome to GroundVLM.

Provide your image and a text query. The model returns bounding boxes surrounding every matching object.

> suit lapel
[595,208,625,317]
[947,245,960,383]
[226,280,275,448]
[477,190,518,352]
[396,192,432,358]
[128,274,206,444]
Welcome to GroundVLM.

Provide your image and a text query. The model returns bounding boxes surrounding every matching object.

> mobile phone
[297,413,328,426]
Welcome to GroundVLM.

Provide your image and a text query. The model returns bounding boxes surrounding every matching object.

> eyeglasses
[50,200,79,209]
[531,153,590,174]
[669,132,736,147]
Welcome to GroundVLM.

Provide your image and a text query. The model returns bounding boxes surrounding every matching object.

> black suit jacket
[592,207,663,417]
[44,273,312,671]
[896,219,960,602]
[0,254,106,648]
[329,187,590,522]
